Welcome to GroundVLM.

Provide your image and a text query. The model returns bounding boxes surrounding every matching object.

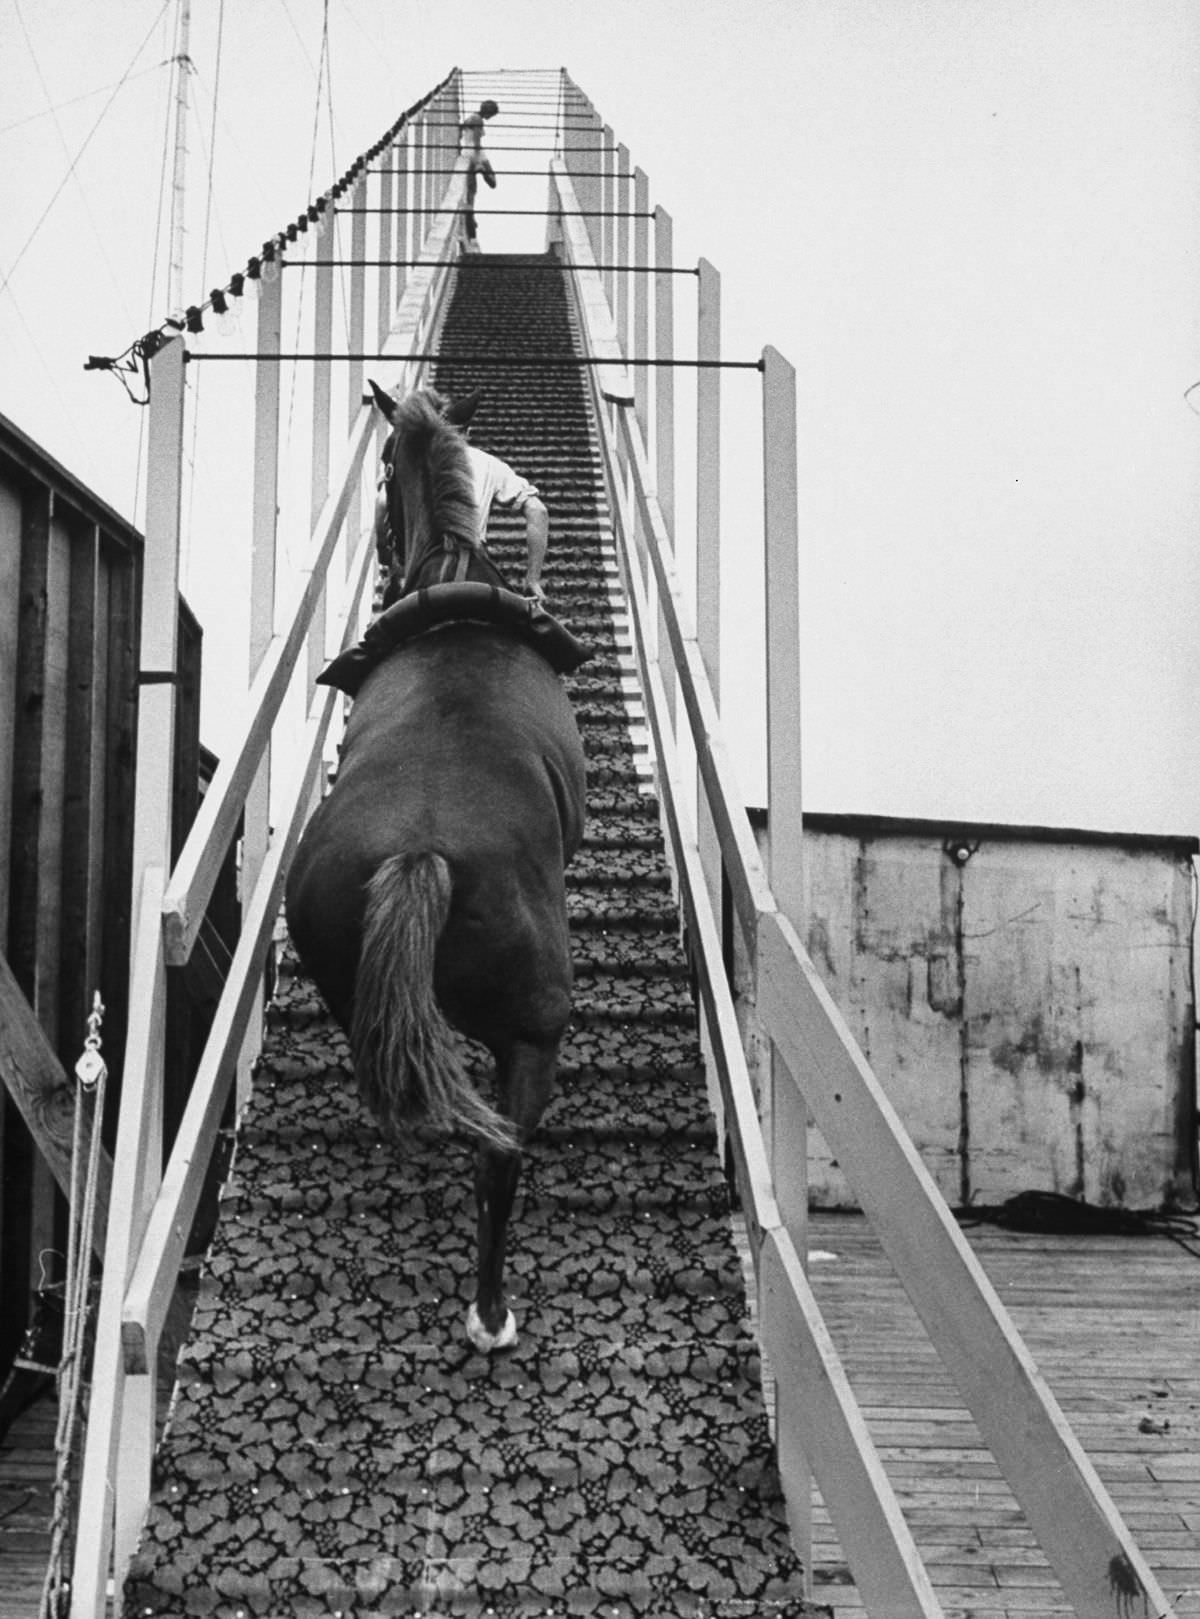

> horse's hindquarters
[288,628,585,1056]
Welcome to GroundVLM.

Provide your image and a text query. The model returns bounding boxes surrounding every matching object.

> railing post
[120,325,187,1587]
[70,334,185,1618]
[601,124,615,311]
[696,260,721,915]
[346,175,367,572]
[653,205,675,536]
[394,135,410,304]
[412,113,425,251]
[615,144,631,356]
[433,99,444,218]
[653,206,676,730]
[760,342,811,1586]
[132,335,186,892]
[348,174,367,422]
[633,169,650,433]
[425,103,437,235]
[762,346,803,945]
[586,104,603,264]
[308,209,334,695]
[240,261,281,1096]
[377,150,394,349]
[446,79,460,202]
[433,92,444,211]
[761,346,804,1205]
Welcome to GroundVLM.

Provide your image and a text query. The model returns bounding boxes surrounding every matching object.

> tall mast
[168,0,192,315]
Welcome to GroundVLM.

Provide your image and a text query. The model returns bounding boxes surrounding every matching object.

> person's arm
[522,497,549,600]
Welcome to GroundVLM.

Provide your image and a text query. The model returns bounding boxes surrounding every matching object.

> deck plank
[0,1393,55,1619]
[800,1212,1200,1617]
[6,1212,1198,1617]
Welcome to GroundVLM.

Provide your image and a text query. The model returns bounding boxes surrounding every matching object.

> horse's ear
[443,389,482,429]
[369,379,398,422]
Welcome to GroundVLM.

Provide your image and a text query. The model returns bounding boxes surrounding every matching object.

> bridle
[376,436,403,583]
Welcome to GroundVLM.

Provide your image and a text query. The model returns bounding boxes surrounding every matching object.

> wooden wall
[0,413,219,1376]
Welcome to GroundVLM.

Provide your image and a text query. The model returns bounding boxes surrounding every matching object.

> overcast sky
[3,0,1199,834]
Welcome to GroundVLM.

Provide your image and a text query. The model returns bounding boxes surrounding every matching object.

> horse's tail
[350,852,516,1151]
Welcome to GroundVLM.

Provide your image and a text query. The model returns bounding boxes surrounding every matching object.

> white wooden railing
[69,64,1176,1619]
[553,71,1176,1619]
[68,74,468,1616]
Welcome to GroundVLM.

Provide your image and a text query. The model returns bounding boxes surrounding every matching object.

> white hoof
[466,1303,517,1352]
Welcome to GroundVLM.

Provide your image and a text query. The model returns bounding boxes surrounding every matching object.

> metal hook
[75,992,107,1090]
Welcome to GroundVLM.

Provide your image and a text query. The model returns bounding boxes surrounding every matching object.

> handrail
[548,159,632,406]
[625,497,944,1619]
[123,526,376,1367]
[754,907,1174,1617]
[614,406,775,954]
[552,133,1177,1619]
[567,214,943,1616]
[161,408,376,963]
[69,77,468,1617]
[160,160,470,968]
[551,158,773,949]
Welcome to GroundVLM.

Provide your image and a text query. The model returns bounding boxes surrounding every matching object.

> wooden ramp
[121,256,826,1617]
[800,1213,1200,1618]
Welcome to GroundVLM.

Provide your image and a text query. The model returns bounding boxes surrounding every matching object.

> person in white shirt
[465,441,548,601]
[459,100,499,191]
[459,100,498,253]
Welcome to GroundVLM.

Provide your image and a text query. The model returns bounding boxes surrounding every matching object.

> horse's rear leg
[466,1038,558,1352]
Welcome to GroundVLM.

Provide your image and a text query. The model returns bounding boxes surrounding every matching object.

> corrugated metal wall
[751,814,1196,1212]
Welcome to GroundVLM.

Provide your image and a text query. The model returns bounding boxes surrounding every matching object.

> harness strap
[440,535,474,585]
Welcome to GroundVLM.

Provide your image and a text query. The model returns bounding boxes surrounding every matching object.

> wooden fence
[0,411,231,1393]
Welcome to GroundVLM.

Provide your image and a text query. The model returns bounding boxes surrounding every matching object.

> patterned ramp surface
[126,255,825,1618]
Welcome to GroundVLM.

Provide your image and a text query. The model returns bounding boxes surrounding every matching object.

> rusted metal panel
[962,842,1195,1209]
[803,831,965,1202]
[796,816,1196,1211]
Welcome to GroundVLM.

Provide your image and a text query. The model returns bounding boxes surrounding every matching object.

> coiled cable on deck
[960,1189,1200,1259]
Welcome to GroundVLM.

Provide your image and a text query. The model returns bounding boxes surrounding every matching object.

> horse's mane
[390,390,476,547]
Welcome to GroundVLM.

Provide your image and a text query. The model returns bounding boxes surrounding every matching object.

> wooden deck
[801,1211,1200,1618]
[0,1390,54,1619]
[2,1214,1197,1618]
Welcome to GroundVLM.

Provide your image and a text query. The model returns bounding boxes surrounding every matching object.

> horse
[284,385,587,1352]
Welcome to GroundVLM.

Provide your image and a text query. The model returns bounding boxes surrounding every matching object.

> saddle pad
[317,582,595,696]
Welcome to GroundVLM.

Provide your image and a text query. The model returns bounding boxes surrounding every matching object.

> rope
[38,996,109,1619]
[84,68,459,395]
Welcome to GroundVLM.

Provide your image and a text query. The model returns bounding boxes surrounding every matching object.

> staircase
[125,253,824,1617]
